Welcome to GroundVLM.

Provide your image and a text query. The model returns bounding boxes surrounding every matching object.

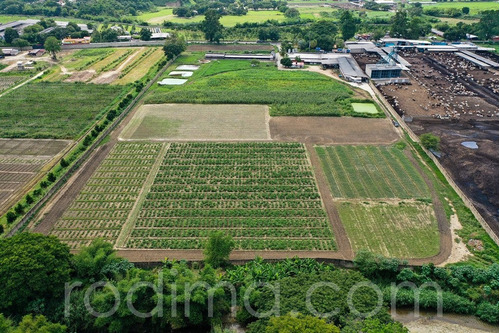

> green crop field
[316,145,429,199]
[337,201,440,258]
[146,57,381,117]
[50,142,163,249]
[50,142,336,251]
[0,82,123,138]
[126,142,335,250]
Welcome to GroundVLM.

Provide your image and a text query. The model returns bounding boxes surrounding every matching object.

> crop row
[100,49,134,73]
[135,217,330,229]
[131,227,331,238]
[146,191,320,201]
[119,47,156,78]
[126,238,336,251]
[149,184,318,194]
[149,177,315,186]
[141,199,322,209]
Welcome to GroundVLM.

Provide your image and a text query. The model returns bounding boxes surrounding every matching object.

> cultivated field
[49,142,163,249]
[119,104,270,141]
[0,82,123,139]
[126,142,335,250]
[0,74,27,92]
[48,142,336,251]
[0,139,70,215]
[42,47,163,85]
[147,58,381,117]
[270,117,399,144]
[337,201,440,258]
[316,145,430,199]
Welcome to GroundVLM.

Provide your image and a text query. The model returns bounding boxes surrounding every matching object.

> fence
[6,57,174,237]
[370,81,498,245]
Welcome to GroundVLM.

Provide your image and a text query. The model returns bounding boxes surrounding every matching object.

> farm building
[28,49,45,56]
[62,36,91,45]
[365,64,402,79]
[338,56,368,82]
[1,48,19,56]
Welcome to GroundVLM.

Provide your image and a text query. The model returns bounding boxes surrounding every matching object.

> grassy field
[0,82,123,138]
[316,145,430,199]
[423,1,499,15]
[120,104,270,140]
[138,9,286,26]
[146,56,380,117]
[0,74,28,92]
[337,201,440,258]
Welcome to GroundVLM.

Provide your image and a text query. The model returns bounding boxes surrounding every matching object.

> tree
[340,10,357,41]
[462,7,470,15]
[280,57,293,67]
[475,10,499,40]
[12,38,29,50]
[420,133,440,150]
[139,28,152,41]
[25,194,33,205]
[265,313,340,333]
[4,28,19,44]
[44,36,61,60]
[163,33,186,60]
[280,40,293,57]
[284,8,300,19]
[203,231,234,267]
[201,9,223,43]
[10,314,66,333]
[391,10,409,38]
[372,29,385,42]
[6,211,16,223]
[0,233,72,317]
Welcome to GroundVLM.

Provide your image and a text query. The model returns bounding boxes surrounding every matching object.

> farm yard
[337,201,440,258]
[146,57,381,117]
[0,139,70,215]
[41,47,163,85]
[0,82,123,138]
[46,142,336,251]
[119,104,270,141]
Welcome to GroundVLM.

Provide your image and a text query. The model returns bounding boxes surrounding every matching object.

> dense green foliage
[204,231,235,268]
[265,313,340,333]
[0,82,123,139]
[0,233,72,318]
[163,34,187,60]
[147,59,379,117]
[0,314,66,333]
[420,133,440,150]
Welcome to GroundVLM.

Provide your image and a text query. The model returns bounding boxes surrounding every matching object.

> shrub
[14,204,24,215]
[47,172,56,183]
[420,133,440,150]
[60,158,69,168]
[6,211,16,223]
[25,194,33,205]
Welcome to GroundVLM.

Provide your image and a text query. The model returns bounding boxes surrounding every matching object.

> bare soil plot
[119,104,271,141]
[270,117,400,144]
[0,139,71,215]
[336,200,440,258]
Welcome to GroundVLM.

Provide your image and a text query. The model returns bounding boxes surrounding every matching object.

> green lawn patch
[352,103,378,114]
[0,82,123,139]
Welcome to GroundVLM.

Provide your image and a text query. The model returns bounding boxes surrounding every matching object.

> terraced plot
[50,142,162,249]
[126,142,336,251]
[316,145,430,199]
[337,201,440,258]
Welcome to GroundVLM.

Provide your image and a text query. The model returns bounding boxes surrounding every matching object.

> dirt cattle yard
[368,50,499,234]
[270,117,400,144]
[0,139,70,215]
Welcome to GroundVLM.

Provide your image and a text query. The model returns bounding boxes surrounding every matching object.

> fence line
[370,81,498,245]
[6,57,174,237]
